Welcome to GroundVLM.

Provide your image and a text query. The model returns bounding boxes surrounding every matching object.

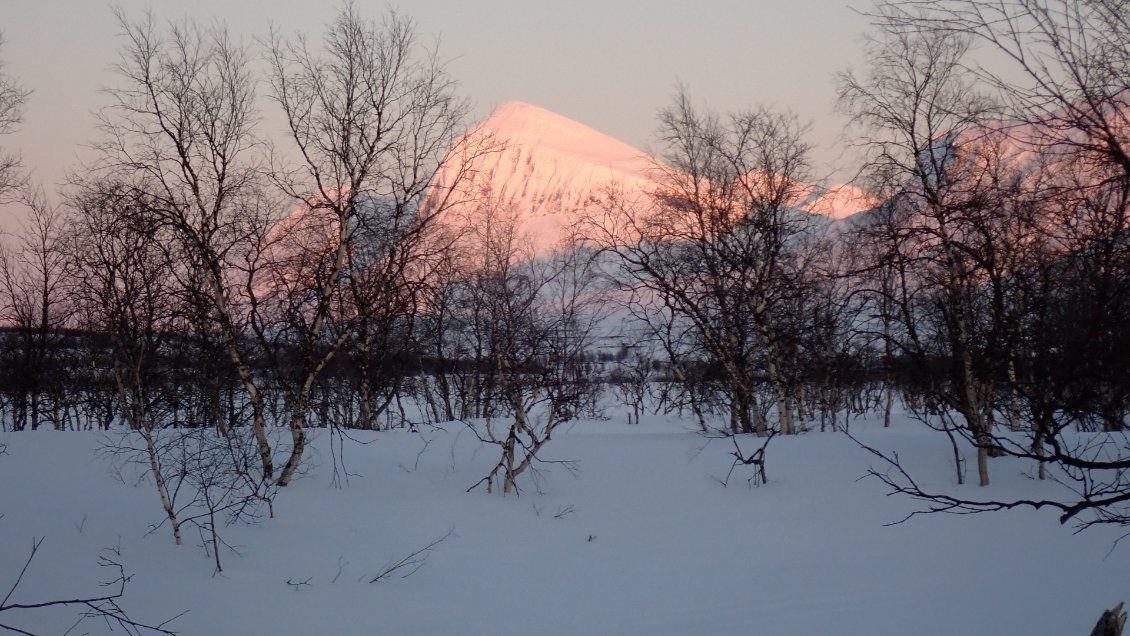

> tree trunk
[1089,603,1126,636]
[959,349,991,487]
[278,406,308,487]
[1033,413,1048,481]
[357,332,375,430]
[759,323,793,435]
[143,427,182,546]
[883,382,893,428]
[942,416,965,486]
[1007,356,1021,432]
[732,381,754,435]
[976,443,990,487]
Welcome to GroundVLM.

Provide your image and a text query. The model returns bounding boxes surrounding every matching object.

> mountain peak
[436,102,874,256]
[486,99,562,122]
[483,100,603,137]
[476,100,651,170]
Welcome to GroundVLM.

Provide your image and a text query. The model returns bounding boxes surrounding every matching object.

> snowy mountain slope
[267,102,879,262]
[841,97,1130,241]
[436,101,877,252]
[430,101,656,253]
[802,182,880,220]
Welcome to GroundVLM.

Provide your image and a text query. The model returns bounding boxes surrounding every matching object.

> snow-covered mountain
[464,100,656,205]
[431,101,654,253]
[436,101,876,252]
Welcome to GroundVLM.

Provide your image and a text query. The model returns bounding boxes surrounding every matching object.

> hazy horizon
[0,1,872,228]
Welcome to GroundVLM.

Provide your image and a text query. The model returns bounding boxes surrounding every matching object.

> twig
[285,577,313,591]
[0,538,183,635]
[368,528,455,583]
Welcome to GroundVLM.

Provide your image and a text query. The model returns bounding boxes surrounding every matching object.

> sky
[0,0,873,223]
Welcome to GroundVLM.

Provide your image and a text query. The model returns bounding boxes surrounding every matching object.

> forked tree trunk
[211,284,274,482]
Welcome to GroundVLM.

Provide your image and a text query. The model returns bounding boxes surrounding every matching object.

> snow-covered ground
[0,410,1124,635]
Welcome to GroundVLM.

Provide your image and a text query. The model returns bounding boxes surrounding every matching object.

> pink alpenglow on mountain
[432,101,656,253]
[436,100,876,252]
[803,183,880,220]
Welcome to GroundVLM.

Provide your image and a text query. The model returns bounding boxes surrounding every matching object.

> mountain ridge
[437,100,877,252]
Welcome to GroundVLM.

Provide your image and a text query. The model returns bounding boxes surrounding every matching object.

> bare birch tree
[68,181,187,544]
[848,0,1130,526]
[0,33,28,200]
[591,88,823,436]
[262,4,470,484]
[452,197,605,495]
[838,18,1003,485]
[0,190,73,431]
[92,11,277,480]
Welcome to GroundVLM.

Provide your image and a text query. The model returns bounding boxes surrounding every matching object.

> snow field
[0,413,1124,635]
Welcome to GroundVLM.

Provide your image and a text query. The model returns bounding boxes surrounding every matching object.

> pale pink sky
[1,1,871,211]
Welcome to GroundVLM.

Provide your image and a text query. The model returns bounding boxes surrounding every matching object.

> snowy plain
[0,408,1124,635]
